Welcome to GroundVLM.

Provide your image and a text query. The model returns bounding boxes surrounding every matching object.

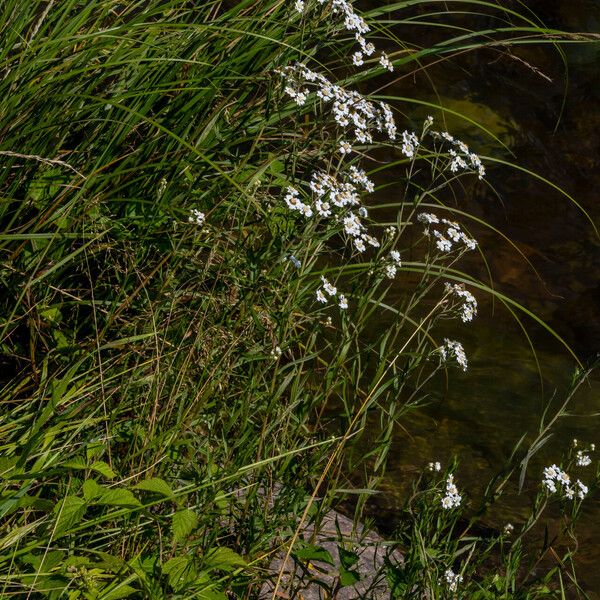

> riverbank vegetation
[0,1,597,597]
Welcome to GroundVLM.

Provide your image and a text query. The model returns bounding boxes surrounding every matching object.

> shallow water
[368,0,600,593]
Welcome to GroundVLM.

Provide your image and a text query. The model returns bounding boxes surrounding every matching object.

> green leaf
[339,566,360,587]
[162,556,196,591]
[172,509,198,543]
[53,496,87,538]
[101,585,138,600]
[133,477,173,498]
[82,479,103,501]
[89,460,116,480]
[203,547,246,572]
[292,542,334,566]
[97,488,141,508]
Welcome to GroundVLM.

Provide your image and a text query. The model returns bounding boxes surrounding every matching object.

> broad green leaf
[203,547,247,572]
[82,479,103,501]
[89,460,116,480]
[133,477,173,498]
[53,496,87,538]
[97,488,141,508]
[162,556,196,591]
[292,542,334,566]
[172,509,198,543]
[101,585,138,600]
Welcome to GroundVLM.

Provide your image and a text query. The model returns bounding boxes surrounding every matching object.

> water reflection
[369,0,600,593]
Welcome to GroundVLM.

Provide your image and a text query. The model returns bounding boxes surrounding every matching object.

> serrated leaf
[101,585,138,600]
[53,496,87,538]
[134,477,173,498]
[89,460,116,480]
[203,547,246,572]
[162,556,196,591]
[338,546,359,569]
[292,542,334,566]
[82,479,103,501]
[97,488,140,508]
[172,509,198,543]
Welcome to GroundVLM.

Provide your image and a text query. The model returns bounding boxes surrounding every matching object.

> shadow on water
[363,0,600,593]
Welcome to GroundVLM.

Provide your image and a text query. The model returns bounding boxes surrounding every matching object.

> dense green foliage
[0,1,597,598]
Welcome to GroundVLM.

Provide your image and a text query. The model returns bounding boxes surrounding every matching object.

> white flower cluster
[278,64,397,143]
[188,208,205,226]
[309,169,379,252]
[384,249,402,279]
[428,461,442,472]
[504,523,514,535]
[441,474,462,509]
[576,450,593,467]
[438,339,468,372]
[444,282,478,323]
[444,568,463,592]
[543,464,588,500]
[417,213,477,253]
[271,346,282,358]
[284,186,313,217]
[430,130,486,179]
[400,130,419,158]
[299,0,394,72]
[316,276,348,309]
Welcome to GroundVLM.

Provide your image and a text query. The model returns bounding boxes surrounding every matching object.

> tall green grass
[0,0,597,597]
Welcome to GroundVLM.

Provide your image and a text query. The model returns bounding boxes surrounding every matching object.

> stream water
[368,0,600,594]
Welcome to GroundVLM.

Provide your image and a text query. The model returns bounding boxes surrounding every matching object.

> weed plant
[0,0,597,598]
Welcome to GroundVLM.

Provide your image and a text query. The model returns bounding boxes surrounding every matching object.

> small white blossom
[438,339,468,371]
[188,208,205,226]
[576,451,592,467]
[339,294,348,310]
[379,53,393,71]
[428,461,442,472]
[444,569,463,592]
[339,140,352,155]
[441,474,462,509]
[504,523,514,535]
[316,289,327,303]
[294,0,304,12]
[321,276,337,297]
[352,51,364,66]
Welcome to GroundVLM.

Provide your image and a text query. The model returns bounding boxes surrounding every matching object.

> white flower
[339,140,352,155]
[316,199,332,217]
[444,283,478,323]
[354,237,366,252]
[577,480,588,499]
[188,208,205,226]
[543,465,560,480]
[379,52,393,71]
[441,474,462,509]
[384,264,397,279]
[504,523,514,535]
[339,294,348,310]
[438,339,468,371]
[544,479,557,493]
[321,276,337,297]
[444,569,463,592]
[401,130,419,158]
[270,346,282,358]
[576,451,592,467]
[352,51,364,66]
[428,461,442,472]
[316,289,327,303]
[389,250,401,264]
[417,212,440,225]
[294,0,304,12]
[343,214,362,237]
